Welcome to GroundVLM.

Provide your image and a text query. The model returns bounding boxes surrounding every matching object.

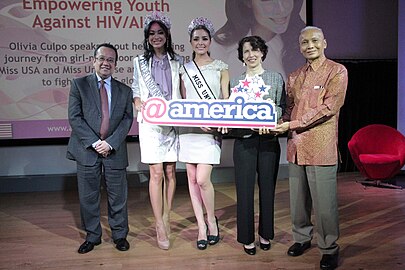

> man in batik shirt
[274,26,348,270]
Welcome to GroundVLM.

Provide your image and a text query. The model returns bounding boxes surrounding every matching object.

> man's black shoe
[78,240,101,254]
[320,253,339,270]
[287,241,311,256]
[114,238,130,251]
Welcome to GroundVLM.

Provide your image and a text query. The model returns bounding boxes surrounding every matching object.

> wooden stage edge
[1,171,405,270]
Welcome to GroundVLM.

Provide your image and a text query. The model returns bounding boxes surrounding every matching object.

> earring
[243,62,246,66]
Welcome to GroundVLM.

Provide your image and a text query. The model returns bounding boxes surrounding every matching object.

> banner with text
[0,0,306,139]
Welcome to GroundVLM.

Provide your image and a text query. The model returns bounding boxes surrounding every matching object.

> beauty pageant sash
[184,61,216,100]
[138,55,163,98]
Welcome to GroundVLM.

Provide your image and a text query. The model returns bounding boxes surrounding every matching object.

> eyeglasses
[95,56,115,64]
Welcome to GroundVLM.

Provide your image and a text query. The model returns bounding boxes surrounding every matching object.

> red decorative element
[348,124,405,188]
[242,79,251,88]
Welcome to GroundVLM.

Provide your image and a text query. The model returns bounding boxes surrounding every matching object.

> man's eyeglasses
[95,56,115,64]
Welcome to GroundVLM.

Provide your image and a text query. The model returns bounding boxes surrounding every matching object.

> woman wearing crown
[131,11,182,250]
[178,17,230,250]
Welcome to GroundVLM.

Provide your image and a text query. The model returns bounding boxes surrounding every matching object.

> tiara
[188,17,215,37]
[144,11,171,30]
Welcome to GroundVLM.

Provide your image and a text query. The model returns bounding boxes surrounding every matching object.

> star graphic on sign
[259,85,267,92]
[238,86,244,92]
[248,91,257,100]
[232,87,239,93]
[251,76,260,84]
[241,78,251,87]
[255,91,262,98]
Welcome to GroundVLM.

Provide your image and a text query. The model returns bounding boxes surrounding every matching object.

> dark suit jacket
[67,73,133,168]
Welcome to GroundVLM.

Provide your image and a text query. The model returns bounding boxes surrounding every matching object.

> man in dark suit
[67,43,133,254]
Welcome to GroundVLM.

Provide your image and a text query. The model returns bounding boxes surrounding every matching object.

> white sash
[138,55,163,98]
[184,61,216,100]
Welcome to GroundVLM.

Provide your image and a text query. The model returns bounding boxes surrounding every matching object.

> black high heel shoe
[197,239,208,250]
[243,244,256,255]
[197,224,208,250]
[208,216,220,245]
[260,242,271,251]
[259,236,271,250]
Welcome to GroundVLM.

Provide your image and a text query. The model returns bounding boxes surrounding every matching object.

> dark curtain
[336,59,398,172]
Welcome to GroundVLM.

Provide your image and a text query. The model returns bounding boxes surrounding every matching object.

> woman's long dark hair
[213,0,253,46]
[214,0,306,74]
[142,20,176,61]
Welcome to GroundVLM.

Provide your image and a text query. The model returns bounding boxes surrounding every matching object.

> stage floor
[1,172,404,270]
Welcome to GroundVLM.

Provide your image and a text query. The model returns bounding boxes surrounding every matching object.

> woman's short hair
[237,36,268,63]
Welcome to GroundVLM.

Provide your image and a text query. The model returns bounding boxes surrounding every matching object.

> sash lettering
[138,55,163,98]
[184,61,216,100]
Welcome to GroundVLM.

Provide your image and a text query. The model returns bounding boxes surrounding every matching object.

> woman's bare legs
[163,162,176,234]
[186,163,217,246]
[149,162,176,249]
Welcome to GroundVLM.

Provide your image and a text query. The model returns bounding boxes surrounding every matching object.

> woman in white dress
[179,17,230,250]
[131,12,182,250]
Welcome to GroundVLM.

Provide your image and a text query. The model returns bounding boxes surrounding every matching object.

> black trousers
[233,134,280,244]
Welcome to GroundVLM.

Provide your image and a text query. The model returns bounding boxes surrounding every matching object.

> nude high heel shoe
[156,224,170,250]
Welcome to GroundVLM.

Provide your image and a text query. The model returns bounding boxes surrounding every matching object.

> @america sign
[141,74,278,128]
[141,95,277,128]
